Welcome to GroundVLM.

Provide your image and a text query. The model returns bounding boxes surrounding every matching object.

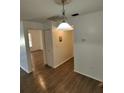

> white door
[44,30,53,67]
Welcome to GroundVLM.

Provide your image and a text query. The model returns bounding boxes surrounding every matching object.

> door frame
[26,28,47,72]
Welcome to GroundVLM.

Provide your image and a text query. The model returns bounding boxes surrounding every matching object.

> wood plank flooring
[20,50,103,93]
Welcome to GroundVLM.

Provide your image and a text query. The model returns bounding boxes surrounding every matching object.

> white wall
[52,23,73,68]
[28,29,43,51]
[20,21,31,73]
[70,11,103,81]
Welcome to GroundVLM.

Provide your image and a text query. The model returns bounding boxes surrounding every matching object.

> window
[28,33,32,47]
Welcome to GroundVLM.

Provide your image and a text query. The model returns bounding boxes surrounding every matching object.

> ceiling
[20,0,103,21]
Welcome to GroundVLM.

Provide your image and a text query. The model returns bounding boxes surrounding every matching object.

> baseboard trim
[31,49,43,53]
[54,56,73,68]
[74,69,103,82]
[20,65,32,74]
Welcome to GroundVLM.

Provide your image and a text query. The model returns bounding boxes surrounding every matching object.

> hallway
[20,50,103,93]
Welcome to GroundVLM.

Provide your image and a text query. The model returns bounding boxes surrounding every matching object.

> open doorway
[28,29,46,72]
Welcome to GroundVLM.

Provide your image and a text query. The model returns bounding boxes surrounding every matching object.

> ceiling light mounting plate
[54,0,72,5]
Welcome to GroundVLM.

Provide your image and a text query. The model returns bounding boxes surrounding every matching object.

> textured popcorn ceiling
[20,0,103,22]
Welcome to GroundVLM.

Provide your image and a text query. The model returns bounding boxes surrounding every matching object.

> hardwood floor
[20,50,103,93]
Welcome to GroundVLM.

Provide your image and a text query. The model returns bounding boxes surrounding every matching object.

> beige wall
[52,25,73,68]
[28,29,43,51]
[43,22,73,68]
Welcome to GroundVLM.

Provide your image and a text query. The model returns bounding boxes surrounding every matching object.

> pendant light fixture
[57,0,73,31]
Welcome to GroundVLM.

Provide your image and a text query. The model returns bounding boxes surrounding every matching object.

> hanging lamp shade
[57,0,73,31]
[57,22,73,31]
